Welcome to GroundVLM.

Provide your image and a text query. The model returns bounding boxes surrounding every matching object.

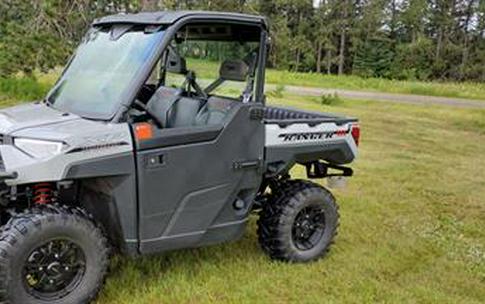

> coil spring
[32,183,55,205]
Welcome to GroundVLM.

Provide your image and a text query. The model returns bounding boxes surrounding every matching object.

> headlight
[14,138,67,159]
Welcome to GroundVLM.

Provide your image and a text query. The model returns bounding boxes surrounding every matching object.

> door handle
[146,153,165,168]
[233,159,261,170]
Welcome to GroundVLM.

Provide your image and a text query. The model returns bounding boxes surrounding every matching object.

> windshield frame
[46,16,267,122]
[45,25,167,121]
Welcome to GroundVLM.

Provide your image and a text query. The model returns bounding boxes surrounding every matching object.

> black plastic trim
[136,125,223,151]
[93,11,268,29]
[64,152,134,179]
[263,106,357,126]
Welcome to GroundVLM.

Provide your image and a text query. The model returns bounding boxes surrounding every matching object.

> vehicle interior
[130,22,262,129]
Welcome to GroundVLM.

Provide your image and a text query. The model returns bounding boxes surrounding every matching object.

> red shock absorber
[32,183,55,205]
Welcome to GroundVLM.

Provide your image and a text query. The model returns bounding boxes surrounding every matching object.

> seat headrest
[166,49,187,75]
[219,60,249,82]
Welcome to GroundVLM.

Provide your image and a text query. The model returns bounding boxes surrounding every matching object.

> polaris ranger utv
[0,11,359,304]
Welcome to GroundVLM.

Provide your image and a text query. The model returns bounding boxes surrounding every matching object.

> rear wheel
[0,205,109,304]
[257,180,339,262]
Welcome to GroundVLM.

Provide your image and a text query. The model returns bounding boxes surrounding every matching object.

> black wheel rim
[291,205,326,251]
[22,239,86,300]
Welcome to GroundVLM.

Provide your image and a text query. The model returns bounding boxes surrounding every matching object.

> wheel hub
[23,239,86,300]
[46,261,63,277]
[292,205,326,251]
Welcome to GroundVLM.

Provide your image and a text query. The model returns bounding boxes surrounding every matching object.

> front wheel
[258,180,339,262]
[0,205,109,304]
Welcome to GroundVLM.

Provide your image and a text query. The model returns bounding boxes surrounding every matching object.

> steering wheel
[133,100,161,127]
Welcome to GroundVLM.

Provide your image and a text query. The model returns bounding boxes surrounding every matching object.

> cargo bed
[263,106,359,175]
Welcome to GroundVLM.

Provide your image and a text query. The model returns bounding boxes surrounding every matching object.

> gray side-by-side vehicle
[0,11,359,304]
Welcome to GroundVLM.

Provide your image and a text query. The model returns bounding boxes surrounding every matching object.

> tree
[0,0,483,81]
[353,37,394,78]
[337,0,352,75]
[314,1,337,74]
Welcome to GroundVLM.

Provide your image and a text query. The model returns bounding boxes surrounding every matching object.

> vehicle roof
[93,11,268,28]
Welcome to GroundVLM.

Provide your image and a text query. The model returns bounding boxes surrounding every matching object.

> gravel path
[265,84,485,109]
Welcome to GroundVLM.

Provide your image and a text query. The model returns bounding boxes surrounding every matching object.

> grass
[0,77,50,102]
[2,63,484,102]
[0,72,56,106]
[265,70,485,101]
[93,96,485,303]
[187,59,485,100]
[0,74,484,303]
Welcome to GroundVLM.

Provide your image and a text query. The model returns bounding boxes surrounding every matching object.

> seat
[168,97,202,128]
[195,96,236,126]
[204,59,250,95]
[146,86,203,128]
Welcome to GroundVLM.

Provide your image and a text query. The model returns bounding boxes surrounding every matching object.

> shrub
[320,93,342,106]
[267,84,286,98]
[0,77,50,101]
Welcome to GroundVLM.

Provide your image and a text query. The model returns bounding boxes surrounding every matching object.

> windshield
[47,25,164,120]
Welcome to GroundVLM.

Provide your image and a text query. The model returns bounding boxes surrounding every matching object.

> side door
[134,102,264,254]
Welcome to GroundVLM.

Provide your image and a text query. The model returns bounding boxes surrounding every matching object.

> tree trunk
[295,47,301,72]
[389,0,398,41]
[338,28,346,75]
[460,0,475,79]
[326,49,332,75]
[460,35,469,79]
[338,2,348,76]
[316,41,322,73]
[435,29,442,62]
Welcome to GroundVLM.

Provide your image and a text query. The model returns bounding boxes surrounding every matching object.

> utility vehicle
[0,11,359,304]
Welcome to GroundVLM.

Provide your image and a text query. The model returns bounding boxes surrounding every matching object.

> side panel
[1,122,139,254]
[64,153,139,255]
[136,104,264,254]
[264,121,358,173]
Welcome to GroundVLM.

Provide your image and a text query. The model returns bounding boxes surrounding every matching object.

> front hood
[0,102,132,150]
[0,103,81,135]
[0,102,134,185]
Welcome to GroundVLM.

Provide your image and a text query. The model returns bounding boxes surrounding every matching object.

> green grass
[2,63,484,102]
[1,74,484,302]
[265,71,485,100]
[92,96,485,303]
[0,77,50,102]
[187,59,485,100]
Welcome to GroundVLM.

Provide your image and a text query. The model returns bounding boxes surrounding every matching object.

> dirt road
[265,84,485,109]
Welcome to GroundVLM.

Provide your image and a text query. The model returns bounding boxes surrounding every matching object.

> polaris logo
[278,127,350,142]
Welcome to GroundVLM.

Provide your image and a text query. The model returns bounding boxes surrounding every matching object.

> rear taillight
[351,124,360,146]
